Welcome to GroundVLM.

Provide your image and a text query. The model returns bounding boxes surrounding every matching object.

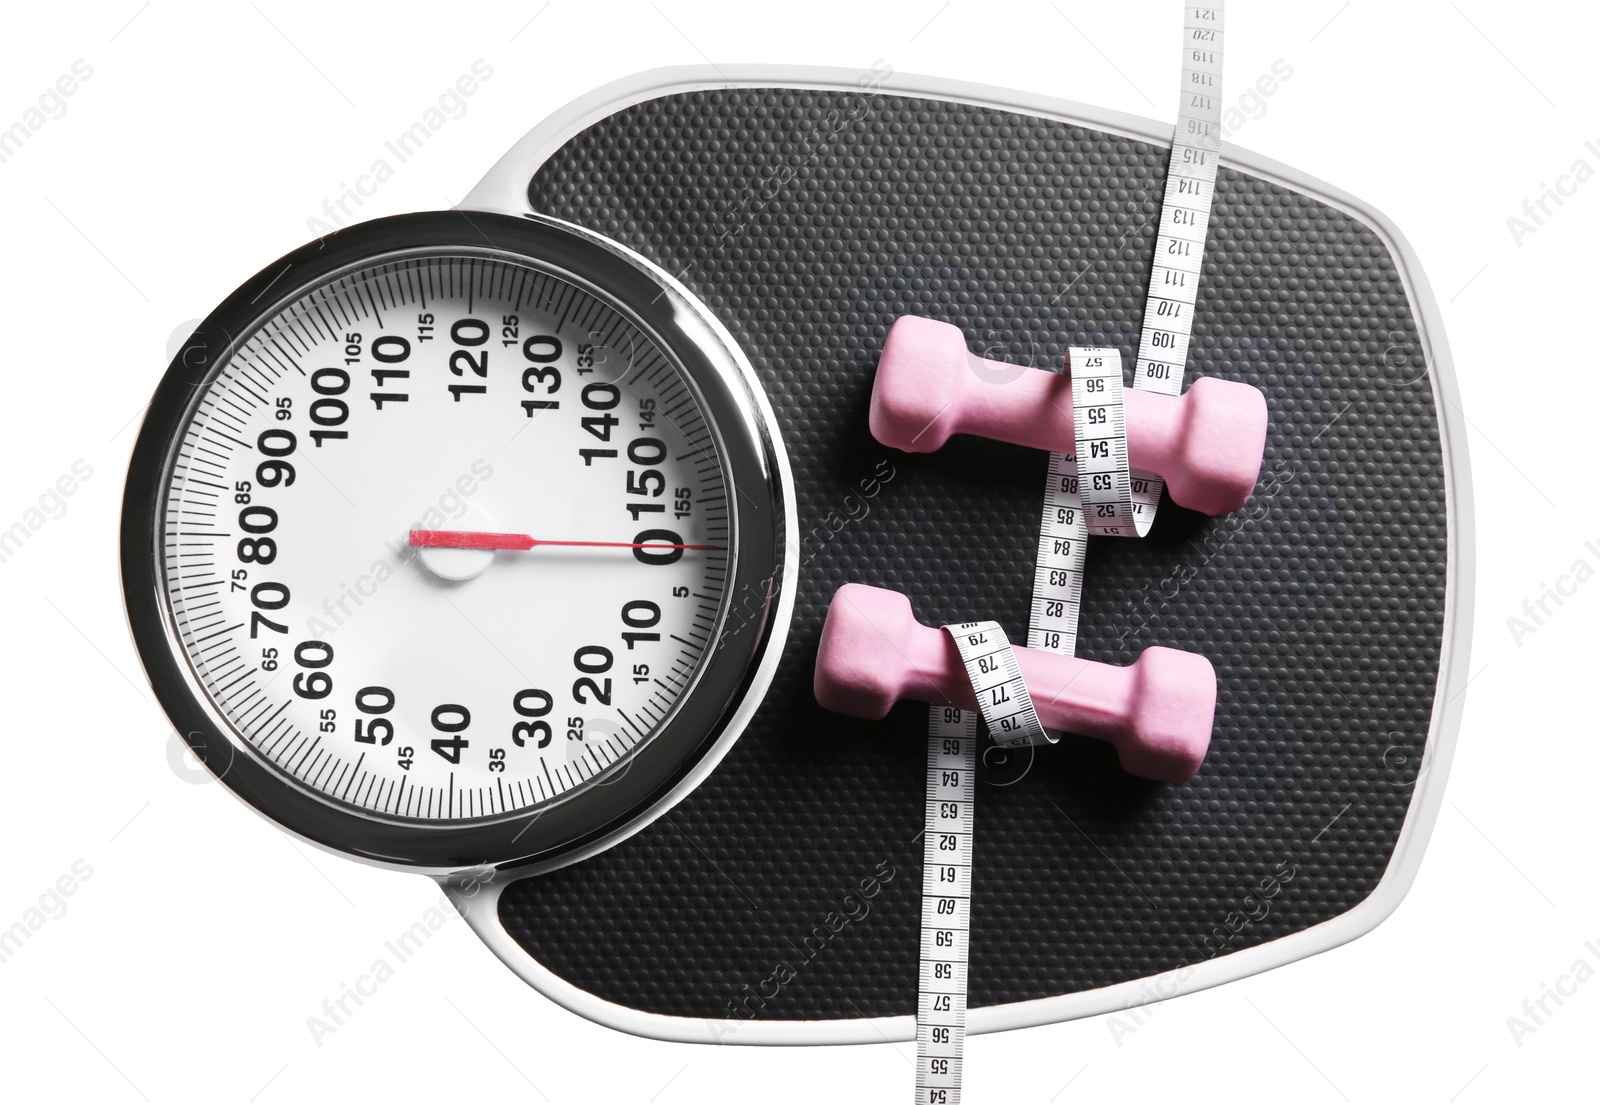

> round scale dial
[159,251,732,824]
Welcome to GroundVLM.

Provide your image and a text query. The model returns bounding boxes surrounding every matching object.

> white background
[0,1,1593,1101]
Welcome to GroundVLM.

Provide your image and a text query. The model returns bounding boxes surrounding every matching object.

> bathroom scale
[120,17,1469,1073]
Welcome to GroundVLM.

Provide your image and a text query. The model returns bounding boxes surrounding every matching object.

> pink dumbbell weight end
[814,583,1216,783]
[870,316,1269,516]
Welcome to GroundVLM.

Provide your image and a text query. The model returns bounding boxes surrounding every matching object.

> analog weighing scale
[120,12,1470,1095]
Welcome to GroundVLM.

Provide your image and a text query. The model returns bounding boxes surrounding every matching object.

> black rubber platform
[496,87,1447,1021]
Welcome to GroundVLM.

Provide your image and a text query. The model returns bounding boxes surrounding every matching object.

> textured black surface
[498,88,1448,1020]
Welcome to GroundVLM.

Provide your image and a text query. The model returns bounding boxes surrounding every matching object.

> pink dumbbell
[870,316,1269,516]
[814,583,1216,783]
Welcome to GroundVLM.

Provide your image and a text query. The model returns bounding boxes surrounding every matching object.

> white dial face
[159,252,731,822]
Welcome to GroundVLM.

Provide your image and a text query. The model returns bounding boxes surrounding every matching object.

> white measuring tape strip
[918,705,974,1105]
[946,621,1048,750]
[1033,0,1226,670]
[918,623,1046,1105]
[1024,347,1119,704]
[1127,2,1225,534]
[915,6,1224,1099]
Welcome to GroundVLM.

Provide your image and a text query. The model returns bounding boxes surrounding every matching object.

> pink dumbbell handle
[873,605,1149,739]
[939,363,1180,466]
[814,583,1215,782]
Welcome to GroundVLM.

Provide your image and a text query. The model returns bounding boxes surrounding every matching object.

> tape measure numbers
[917,705,973,1105]
[1025,345,1124,742]
[1130,3,1225,532]
[914,6,1225,1101]
[1071,348,1135,537]
[917,623,1047,1105]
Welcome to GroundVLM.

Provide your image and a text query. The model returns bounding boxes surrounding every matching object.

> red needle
[409,529,721,552]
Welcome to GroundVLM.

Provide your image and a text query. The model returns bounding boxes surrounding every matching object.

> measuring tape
[1075,3,1224,541]
[918,623,1046,1105]
[1015,343,1121,748]
[1030,0,1225,694]
[1128,3,1225,533]
[915,5,1225,1101]
[917,706,974,1104]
